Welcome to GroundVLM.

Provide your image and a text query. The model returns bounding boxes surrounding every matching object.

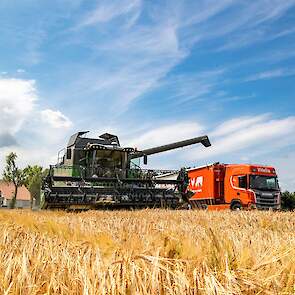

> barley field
[0,210,294,295]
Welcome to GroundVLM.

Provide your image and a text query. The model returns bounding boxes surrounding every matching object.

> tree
[3,152,26,209]
[281,191,295,211]
[23,165,46,208]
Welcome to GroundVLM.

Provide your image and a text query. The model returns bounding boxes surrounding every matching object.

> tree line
[281,191,295,211]
[1,152,295,210]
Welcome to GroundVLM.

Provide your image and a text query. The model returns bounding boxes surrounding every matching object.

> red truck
[188,163,281,210]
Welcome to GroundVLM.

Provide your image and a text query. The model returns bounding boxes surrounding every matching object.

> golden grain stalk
[0,210,294,294]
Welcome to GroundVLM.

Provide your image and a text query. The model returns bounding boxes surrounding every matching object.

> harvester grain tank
[41,132,211,210]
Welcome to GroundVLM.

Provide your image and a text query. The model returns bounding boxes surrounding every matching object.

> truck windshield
[249,175,279,191]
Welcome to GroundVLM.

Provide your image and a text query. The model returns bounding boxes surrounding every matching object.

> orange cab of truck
[188,163,281,210]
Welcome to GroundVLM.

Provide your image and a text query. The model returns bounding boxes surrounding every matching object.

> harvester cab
[41,131,211,210]
[59,131,135,178]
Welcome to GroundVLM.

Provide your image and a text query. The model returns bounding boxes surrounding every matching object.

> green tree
[281,191,295,211]
[3,152,26,209]
[23,165,46,208]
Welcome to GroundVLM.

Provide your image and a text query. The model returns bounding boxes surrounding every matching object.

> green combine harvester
[41,131,211,210]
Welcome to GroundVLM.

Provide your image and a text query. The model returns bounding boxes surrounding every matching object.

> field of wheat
[0,209,294,295]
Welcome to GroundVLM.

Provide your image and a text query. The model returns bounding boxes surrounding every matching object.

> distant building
[0,181,31,208]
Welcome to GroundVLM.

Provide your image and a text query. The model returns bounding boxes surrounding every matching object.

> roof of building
[0,181,31,201]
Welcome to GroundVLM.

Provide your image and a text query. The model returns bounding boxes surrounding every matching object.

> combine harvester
[41,132,211,210]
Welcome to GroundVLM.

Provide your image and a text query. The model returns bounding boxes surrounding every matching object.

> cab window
[238,175,247,189]
[66,148,72,160]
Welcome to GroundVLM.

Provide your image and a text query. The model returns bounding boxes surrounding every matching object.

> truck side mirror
[143,155,148,165]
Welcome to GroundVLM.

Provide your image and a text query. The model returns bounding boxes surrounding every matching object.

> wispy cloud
[204,1,295,51]
[63,0,295,114]
[244,68,295,81]
[66,1,241,112]
[208,1,295,37]
[211,114,270,137]
[184,114,295,190]
[217,26,295,51]
[0,0,83,65]
[150,69,227,105]
[71,17,185,111]
[127,121,204,149]
[78,0,141,28]
[185,115,295,162]
[228,46,295,71]
[216,29,265,51]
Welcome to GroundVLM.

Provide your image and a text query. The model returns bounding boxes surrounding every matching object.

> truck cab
[225,164,280,210]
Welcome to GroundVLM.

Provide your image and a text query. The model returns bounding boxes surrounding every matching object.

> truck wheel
[230,201,241,211]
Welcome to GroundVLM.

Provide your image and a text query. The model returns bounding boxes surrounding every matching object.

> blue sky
[0,0,295,190]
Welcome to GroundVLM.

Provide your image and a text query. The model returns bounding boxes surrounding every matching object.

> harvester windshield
[90,150,124,169]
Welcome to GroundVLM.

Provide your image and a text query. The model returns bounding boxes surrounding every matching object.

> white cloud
[186,115,295,162]
[217,26,295,51]
[216,29,265,51]
[244,68,295,81]
[69,1,237,112]
[41,109,72,128]
[78,0,141,27]
[206,1,295,38]
[211,114,270,137]
[176,0,234,28]
[69,1,295,114]
[69,24,186,111]
[125,115,295,166]
[0,78,73,172]
[200,1,295,53]
[0,78,72,136]
[127,121,204,149]
[17,68,25,73]
[155,69,226,104]
[121,121,207,171]
[0,78,37,135]
[272,27,295,39]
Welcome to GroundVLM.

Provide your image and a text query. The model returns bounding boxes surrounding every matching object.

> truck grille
[255,192,280,209]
